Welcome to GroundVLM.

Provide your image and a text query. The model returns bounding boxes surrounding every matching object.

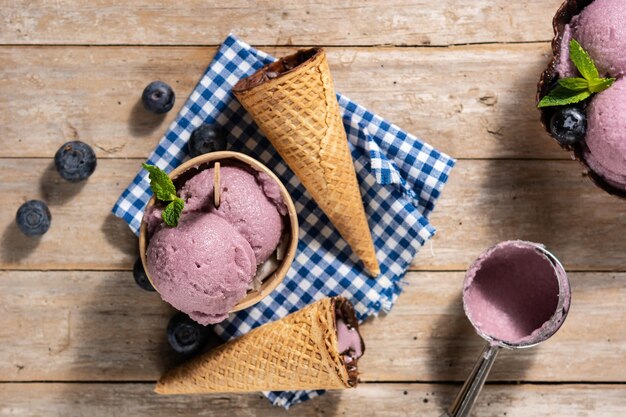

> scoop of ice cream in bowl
[537,0,626,199]
[139,151,298,325]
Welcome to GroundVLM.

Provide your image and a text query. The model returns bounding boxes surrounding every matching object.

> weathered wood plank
[2,159,625,271]
[0,159,138,270]
[0,382,623,416]
[0,44,562,160]
[1,0,562,46]
[415,157,626,271]
[363,271,626,383]
[0,270,623,382]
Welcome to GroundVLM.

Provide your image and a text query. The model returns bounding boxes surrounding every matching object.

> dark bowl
[536,0,626,199]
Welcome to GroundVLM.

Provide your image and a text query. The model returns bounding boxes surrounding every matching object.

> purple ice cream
[147,212,257,325]
[334,298,364,384]
[583,78,626,189]
[336,318,363,362]
[179,166,286,264]
[463,241,570,346]
[557,0,626,78]
[551,0,626,192]
[145,164,287,325]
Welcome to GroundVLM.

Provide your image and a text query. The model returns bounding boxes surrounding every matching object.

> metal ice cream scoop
[441,241,571,417]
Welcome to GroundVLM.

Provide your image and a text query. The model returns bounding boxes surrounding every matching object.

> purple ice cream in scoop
[557,0,626,78]
[147,212,257,325]
[463,241,569,346]
[583,78,626,189]
[179,165,286,264]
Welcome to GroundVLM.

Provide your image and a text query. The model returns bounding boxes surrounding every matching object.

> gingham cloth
[113,34,454,408]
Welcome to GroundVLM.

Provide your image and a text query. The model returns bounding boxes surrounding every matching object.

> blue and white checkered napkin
[113,34,454,408]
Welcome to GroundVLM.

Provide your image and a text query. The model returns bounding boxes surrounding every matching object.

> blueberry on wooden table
[133,257,155,292]
[167,312,222,355]
[16,200,51,236]
[54,140,97,182]
[142,81,175,114]
[550,107,587,146]
[188,124,227,157]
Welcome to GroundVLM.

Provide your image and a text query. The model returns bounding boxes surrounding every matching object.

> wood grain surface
[2,159,625,271]
[0,270,623,382]
[1,0,624,415]
[0,383,623,417]
[0,44,561,160]
[1,0,562,46]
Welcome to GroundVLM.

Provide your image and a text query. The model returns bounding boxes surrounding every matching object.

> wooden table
[1,1,624,415]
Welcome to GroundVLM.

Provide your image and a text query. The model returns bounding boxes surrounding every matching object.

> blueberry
[550,107,587,145]
[54,141,97,182]
[166,313,222,355]
[188,124,227,158]
[142,81,175,114]
[16,200,51,236]
[133,257,155,292]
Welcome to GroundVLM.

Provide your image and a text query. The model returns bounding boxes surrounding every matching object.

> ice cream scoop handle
[441,344,500,417]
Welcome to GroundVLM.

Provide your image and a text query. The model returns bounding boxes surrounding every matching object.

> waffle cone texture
[155,297,358,394]
[233,48,380,276]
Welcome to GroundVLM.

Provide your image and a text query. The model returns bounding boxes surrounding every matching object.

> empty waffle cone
[155,297,362,394]
[232,48,380,276]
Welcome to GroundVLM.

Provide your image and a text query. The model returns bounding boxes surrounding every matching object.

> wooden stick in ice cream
[213,162,221,208]
[155,297,364,394]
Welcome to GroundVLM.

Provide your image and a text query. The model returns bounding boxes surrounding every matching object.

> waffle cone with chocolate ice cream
[232,48,380,276]
[155,297,363,394]
[537,0,626,199]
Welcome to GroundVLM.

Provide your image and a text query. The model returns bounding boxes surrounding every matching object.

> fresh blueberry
[166,313,222,355]
[16,200,51,236]
[188,124,227,158]
[142,81,175,114]
[54,141,97,182]
[133,257,155,291]
[550,107,587,145]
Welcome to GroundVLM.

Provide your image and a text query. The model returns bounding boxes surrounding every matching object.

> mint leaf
[143,164,185,227]
[143,163,177,202]
[538,40,615,108]
[569,39,599,81]
[588,77,615,93]
[162,197,184,227]
[558,77,589,91]
[538,85,592,108]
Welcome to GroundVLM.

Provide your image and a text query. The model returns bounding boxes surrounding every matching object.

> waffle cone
[233,48,380,276]
[155,297,360,394]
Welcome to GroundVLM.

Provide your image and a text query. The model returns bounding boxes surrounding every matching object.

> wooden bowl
[139,151,299,313]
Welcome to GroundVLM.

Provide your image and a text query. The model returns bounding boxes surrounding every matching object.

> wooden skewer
[213,162,221,208]
[276,235,289,261]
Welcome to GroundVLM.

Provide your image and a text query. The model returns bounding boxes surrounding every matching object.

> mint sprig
[142,163,184,227]
[162,197,184,227]
[538,39,615,108]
